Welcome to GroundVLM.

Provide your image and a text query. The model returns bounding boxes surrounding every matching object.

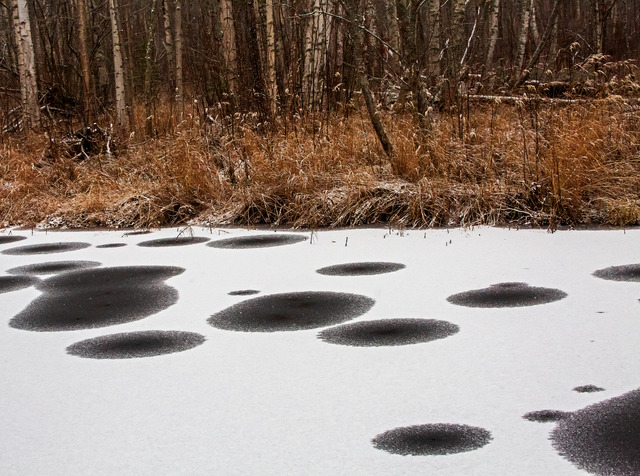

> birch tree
[109,0,128,130]
[513,0,561,89]
[162,0,175,93]
[303,0,328,111]
[11,0,40,129]
[483,0,500,76]
[265,0,277,116]
[514,0,532,76]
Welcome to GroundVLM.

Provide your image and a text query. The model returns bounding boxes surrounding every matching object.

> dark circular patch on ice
[446,282,567,308]
[372,423,492,456]
[2,242,91,255]
[551,387,640,475]
[9,266,184,331]
[137,236,210,247]
[0,275,38,294]
[96,243,127,248]
[523,410,570,423]
[593,264,640,282]
[123,230,151,236]
[316,262,406,276]
[7,260,101,276]
[207,234,307,249]
[67,330,205,359]
[574,385,605,393]
[228,289,260,296]
[0,235,26,245]
[317,318,459,347]
[209,291,375,332]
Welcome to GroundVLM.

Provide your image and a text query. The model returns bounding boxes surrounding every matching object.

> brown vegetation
[2,96,639,230]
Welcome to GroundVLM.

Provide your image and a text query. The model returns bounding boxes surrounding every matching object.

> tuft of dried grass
[1,98,639,229]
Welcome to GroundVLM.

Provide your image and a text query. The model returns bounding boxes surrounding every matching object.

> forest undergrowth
[1,96,639,230]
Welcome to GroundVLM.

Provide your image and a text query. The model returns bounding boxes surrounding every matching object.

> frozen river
[1,226,639,475]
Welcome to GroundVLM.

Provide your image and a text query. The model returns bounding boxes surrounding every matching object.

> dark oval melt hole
[2,242,91,256]
[447,282,567,308]
[0,235,27,245]
[7,261,101,275]
[137,237,210,247]
[67,330,205,359]
[207,234,307,249]
[316,262,406,276]
[372,423,492,456]
[209,291,375,332]
[318,318,459,347]
[9,266,184,331]
[593,264,640,282]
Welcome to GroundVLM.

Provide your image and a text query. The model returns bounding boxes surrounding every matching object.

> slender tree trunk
[450,0,466,77]
[162,0,175,94]
[427,0,440,77]
[121,2,137,131]
[174,0,184,121]
[346,0,394,158]
[483,0,500,76]
[302,0,316,110]
[144,0,158,136]
[265,0,277,116]
[513,0,561,88]
[594,0,603,54]
[514,0,532,76]
[460,5,480,69]
[530,2,540,45]
[77,0,93,122]
[109,0,129,130]
[302,0,328,111]
[220,0,238,95]
[548,14,558,66]
[12,0,40,129]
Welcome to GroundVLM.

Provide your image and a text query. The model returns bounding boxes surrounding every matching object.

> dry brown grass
[1,97,639,229]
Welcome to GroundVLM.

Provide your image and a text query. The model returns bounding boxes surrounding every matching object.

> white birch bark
[303,0,327,111]
[266,0,277,115]
[450,0,466,76]
[12,0,40,129]
[514,0,532,75]
[484,0,500,75]
[162,0,175,91]
[109,0,128,130]
[302,0,316,109]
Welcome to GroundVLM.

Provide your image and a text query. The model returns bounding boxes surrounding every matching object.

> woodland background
[1,0,639,229]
